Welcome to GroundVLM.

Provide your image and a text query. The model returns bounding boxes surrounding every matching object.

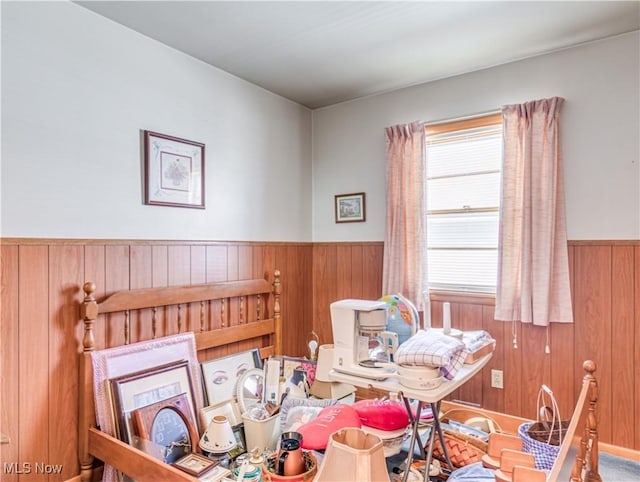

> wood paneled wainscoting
[1,238,638,480]
[311,241,640,454]
[0,239,313,481]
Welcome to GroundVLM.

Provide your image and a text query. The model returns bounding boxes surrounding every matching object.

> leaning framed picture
[91,333,203,482]
[199,399,242,429]
[144,130,205,209]
[111,360,198,444]
[201,349,263,406]
[91,332,204,441]
[271,356,317,387]
[335,192,366,223]
[228,424,247,460]
[173,452,219,477]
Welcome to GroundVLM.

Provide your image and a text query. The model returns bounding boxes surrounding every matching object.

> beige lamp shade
[199,415,237,454]
[315,428,390,482]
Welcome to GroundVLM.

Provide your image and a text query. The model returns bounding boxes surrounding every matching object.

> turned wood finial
[583,360,596,376]
[583,359,600,481]
[273,270,281,300]
[83,282,96,299]
[273,269,281,355]
[273,270,281,305]
[80,282,98,352]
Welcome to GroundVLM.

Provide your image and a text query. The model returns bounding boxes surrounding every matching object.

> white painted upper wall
[2,3,638,243]
[312,32,640,241]
[1,1,313,241]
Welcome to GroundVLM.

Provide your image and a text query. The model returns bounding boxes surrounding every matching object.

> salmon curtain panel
[382,122,428,308]
[495,97,573,335]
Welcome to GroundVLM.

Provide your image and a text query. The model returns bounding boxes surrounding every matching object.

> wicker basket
[517,384,567,471]
[526,419,570,446]
[440,408,502,434]
[431,428,488,468]
[518,422,560,471]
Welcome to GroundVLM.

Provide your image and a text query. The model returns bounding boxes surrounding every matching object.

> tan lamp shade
[315,427,390,482]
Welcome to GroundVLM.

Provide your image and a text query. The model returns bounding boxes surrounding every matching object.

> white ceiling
[76,1,640,109]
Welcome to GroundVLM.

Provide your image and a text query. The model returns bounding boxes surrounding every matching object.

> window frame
[424,112,503,294]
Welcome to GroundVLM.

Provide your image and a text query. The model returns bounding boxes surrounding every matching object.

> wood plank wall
[311,240,640,454]
[0,239,312,481]
[0,238,638,481]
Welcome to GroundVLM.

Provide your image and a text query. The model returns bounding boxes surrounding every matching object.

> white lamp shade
[199,415,237,454]
[315,344,334,382]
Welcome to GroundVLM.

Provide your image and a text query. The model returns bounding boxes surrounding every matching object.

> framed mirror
[236,368,264,414]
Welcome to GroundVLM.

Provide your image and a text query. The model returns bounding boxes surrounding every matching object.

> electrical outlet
[491,369,504,389]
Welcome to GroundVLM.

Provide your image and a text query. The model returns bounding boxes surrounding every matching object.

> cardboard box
[464,340,495,364]
[309,380,356,400]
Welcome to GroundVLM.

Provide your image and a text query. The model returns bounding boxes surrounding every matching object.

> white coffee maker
[330,299,398,380]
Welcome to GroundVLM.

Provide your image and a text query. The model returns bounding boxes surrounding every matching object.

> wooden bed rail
[442,360,600,482]
[88,428,197,482]
[546,360,600,482]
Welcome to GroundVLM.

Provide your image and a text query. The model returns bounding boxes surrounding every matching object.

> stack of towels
[395,329,469,379]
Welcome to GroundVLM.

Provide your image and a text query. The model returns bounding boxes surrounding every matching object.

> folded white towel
[395,329,469,379]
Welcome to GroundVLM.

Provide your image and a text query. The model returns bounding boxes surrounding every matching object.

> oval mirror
[236,368,265,414]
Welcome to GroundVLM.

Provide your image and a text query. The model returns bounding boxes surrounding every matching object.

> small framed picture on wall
[335,192,366,223]
[143,130,205,209]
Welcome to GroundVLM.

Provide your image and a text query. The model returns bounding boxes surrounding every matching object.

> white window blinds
[426,121,502,293]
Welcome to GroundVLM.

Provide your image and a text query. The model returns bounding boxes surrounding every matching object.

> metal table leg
[400,398,453,482]
[401,398,422,482]
[401,394,426,456]
[430,401,453,470]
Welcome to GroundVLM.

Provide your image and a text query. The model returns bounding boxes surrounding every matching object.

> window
[425,113,502,293]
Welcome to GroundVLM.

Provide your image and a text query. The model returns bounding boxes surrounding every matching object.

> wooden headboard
[77,270,281,482]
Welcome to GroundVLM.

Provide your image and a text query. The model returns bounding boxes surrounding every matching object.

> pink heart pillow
[297,404,362,450]
[353,399,410,431]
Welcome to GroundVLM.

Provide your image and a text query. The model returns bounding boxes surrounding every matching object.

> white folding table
[329,354,493,482]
